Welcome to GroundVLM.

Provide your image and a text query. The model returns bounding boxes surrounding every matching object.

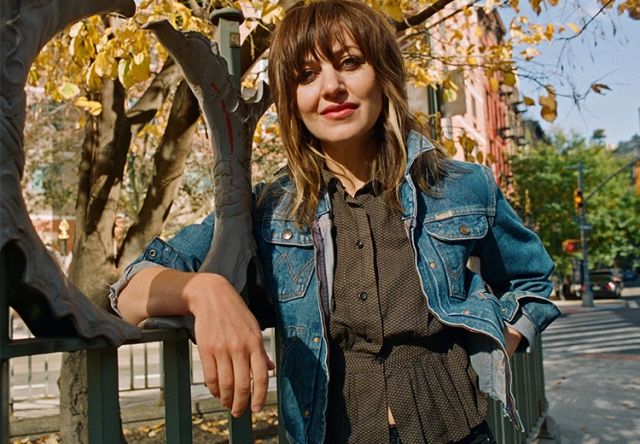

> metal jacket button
[282,230,293,240]
[459,225,471,235]
[356,240,364,249]
[148,249,157,258]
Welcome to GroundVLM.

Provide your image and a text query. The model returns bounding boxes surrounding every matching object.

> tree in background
[21,0,639,441]
[508,129,640,276]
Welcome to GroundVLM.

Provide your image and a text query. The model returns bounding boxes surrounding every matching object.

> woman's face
[295,36,383,154]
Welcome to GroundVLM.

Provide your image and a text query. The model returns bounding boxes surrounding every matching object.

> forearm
[117,267,226,326]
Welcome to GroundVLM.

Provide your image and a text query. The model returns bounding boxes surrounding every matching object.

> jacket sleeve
[109,209,275,328]
[474,168,561,350]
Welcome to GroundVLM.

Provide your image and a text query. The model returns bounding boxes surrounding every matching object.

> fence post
[1,255,9,444]
[163,338,193,444]
[87,347,121,444]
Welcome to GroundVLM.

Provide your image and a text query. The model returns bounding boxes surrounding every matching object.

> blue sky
[504,3,640,146]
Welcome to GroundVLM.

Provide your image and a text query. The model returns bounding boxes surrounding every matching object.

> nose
[320,65,345,98]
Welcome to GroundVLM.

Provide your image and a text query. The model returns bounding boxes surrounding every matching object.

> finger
[231,354,252,418]
[216,354,235,410]
[199,349,220,398]
[249,351,272,413]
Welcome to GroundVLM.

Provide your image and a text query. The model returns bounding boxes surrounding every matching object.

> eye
[342,56,363,70]
[298,68,317,84]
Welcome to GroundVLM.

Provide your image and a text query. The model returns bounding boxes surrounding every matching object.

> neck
[323,141,374,197]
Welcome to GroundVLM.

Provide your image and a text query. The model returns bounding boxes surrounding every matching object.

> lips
[321,102,358,119]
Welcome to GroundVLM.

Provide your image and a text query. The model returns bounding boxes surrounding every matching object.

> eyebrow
[301,45,361,65]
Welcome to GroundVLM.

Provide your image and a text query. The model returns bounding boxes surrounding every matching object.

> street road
[542,280,640,444]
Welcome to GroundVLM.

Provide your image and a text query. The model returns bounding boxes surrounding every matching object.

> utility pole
[570,163,595,307]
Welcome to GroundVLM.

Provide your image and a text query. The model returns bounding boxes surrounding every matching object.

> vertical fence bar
[87,347,121,444]
[1,253,10,444]
[162,338,192,444]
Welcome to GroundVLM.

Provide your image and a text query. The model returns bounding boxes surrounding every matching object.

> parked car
[585,269,624,299]
[622,269,638,281]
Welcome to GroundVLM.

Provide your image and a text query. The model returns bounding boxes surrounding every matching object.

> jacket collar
[405,130,436,175]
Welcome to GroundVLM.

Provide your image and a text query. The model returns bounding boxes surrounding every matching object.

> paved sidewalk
[541,294,640,444]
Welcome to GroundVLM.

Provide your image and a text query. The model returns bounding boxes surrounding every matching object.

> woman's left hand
[504,326,523,358]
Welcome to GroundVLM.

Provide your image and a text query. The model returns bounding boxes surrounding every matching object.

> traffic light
[562,239,581,254]
[573,189,583,210]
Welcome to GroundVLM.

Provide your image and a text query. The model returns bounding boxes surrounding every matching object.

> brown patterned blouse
[323,172,487,444]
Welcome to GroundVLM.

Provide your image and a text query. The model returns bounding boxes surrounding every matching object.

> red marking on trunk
[211,82,220,93]
[230,178,234,186]
[220,99,234,154]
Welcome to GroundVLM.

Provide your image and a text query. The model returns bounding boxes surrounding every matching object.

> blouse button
[459,225,471,235]
[148,249,157,258]
[282,230,293,240]
[375,356,384,365]
[358,291,368,301]
[355,240,364,249]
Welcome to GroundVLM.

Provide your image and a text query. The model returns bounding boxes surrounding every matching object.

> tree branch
[126,57,183,136]
[394,0,457,32]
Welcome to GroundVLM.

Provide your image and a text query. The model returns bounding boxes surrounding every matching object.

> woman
[112,1,560,443]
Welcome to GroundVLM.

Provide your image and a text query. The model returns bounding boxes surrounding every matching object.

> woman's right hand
[186,273,276,418]
[118,268,275,418]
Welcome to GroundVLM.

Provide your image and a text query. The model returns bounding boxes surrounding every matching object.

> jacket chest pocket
[261,219,316,302]
[422,213,488,299]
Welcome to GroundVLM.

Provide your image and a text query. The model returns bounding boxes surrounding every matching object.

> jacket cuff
[505,310,537,352]
[109,260,162,319]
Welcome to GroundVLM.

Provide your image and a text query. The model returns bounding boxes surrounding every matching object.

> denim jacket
[111,132,560,444]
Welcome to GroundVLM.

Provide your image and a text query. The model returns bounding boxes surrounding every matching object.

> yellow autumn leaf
[567,22,581,33]
[262,2,285,25]
[443,88,458,102]
[539,91,557,122]
[93,52,118,79]
[383,0,404,22]
[443,138,457,157]
[544,23,554,41]
[490,77,500,92]
[591,83,611,94]
[131,52,151,82]
[477,151,484,164]
[70,34,94,67]
[523,96,535,106]
[521,47,541,61]
[530,0,542,14]
[58,82,81,100]
[118,58,135,89]
[503,72,516,87]
[86,63,102,93]
[75,96,103,116]
[69,22,84,38]
[475,25,483,37]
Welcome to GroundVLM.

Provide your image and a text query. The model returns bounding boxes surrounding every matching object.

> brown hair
[268,0,449,225]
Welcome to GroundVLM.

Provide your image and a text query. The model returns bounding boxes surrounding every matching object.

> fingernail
[252,405,262,413]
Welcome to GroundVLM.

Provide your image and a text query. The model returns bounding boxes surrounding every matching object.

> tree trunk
[117,80,201,271]
[59,77,131,444]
